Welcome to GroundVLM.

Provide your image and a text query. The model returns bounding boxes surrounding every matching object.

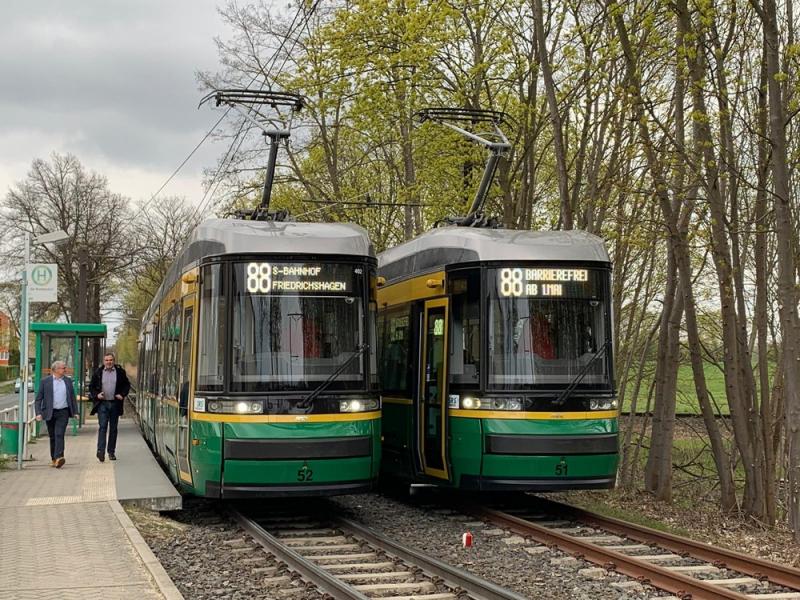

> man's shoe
[51,459,57,467]
[108,454,116,461]
[55,457,65,469]
[96,451,105,463]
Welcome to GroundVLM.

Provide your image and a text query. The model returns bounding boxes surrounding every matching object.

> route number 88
[246,262,272,293]
[499,268,524,297]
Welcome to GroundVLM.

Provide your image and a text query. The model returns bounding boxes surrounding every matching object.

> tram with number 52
[136,218,381,497]
[134,89,380,497]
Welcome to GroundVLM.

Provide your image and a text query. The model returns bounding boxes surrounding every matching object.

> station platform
[0,417,183,599]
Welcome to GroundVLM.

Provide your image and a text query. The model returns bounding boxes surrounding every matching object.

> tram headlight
[460,397,524,411]
[587,398,618,411]
[206,400,263,414]
[461,396,481,409]
[339,398,379,413]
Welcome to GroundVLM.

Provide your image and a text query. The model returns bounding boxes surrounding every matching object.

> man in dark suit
[89,353,131,462]
[34,360,79,468]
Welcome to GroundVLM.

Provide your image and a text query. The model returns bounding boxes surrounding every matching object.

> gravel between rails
[126,500,326,600]
[331,491,677,600]
[127,492,682,599]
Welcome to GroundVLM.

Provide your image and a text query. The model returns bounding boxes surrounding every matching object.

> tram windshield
[487,266,611,390]
[230,261,366,392]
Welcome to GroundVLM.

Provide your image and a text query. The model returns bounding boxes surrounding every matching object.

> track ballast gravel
[128,492,679,599]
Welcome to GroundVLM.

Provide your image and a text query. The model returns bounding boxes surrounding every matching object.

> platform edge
[109,500,185,600]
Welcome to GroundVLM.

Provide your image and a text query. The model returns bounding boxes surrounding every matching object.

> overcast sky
[0,1,238,209]
[0,1,262,340]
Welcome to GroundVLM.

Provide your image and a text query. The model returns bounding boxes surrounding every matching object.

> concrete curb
[109,500,185,600]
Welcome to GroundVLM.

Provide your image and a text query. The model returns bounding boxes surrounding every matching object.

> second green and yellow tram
[377,227,618,491]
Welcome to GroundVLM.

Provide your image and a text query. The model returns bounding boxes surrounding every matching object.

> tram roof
[379,227,609,279]
[182,218,374,258]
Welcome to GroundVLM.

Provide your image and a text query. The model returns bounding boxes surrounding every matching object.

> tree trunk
[757,0,800,538]
[531,0,571,229]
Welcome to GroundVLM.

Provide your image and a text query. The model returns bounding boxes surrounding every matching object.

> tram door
[177,303,194,485]
[419,299,449,480]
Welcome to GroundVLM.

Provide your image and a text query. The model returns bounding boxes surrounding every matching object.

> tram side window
[369,270,379,389]
[158,315,169,396]
[167,306,181,398]
[198,264,225,392]
[149,325,159,395]
[379,307,413,397]
[179,309,193,410]
[450,272,481,388]
[138,339,146,393]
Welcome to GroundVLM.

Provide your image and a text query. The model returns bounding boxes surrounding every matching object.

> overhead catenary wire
[133,0,320,227]
[194,0,323,218]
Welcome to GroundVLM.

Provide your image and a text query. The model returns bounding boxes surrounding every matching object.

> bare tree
[0,153,137,324]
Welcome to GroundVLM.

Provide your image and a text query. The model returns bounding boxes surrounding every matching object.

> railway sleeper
[283,535,351,545]
[338,571,416,583]
[323,561,396,572]
[603,544,652,552]
[306,552,380,562]
[380,595,457,600]
[274,528,339,536]
[666,564,721,574]
[292,542,361,552]
[354,580,436,594]
[703,576,764,587]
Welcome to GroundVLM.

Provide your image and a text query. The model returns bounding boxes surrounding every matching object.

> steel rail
[229,508,370,600]
[466,506,751,600]
[536,497,800,591]
[336,517,528,600]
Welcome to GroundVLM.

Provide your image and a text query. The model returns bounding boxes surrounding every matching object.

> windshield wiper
[553,339,611,406]
[297,343,369,409]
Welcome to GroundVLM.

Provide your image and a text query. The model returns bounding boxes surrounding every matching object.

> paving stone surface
[0,419,168,599]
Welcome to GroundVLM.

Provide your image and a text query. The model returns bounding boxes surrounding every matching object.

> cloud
[0,0,232,203]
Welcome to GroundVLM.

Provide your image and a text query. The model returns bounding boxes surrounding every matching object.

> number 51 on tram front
[376,227,618,491]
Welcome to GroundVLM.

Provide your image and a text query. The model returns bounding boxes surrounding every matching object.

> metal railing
[1,398,38,444]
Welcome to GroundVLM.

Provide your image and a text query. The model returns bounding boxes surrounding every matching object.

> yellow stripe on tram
[190,410,382,423]
[448,409,618,420]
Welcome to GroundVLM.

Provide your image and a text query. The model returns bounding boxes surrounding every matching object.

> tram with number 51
[376,108,618,492]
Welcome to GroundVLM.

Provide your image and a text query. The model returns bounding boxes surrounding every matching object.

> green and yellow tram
[377,227,618,491]
[136,218,381,497]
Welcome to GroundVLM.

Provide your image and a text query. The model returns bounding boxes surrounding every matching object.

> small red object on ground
[462,531,473,548]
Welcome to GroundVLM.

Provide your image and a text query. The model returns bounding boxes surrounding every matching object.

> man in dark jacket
[35,360,79,468]
[89,353,131,462]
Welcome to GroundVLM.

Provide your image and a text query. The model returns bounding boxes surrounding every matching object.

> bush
[0,366,19,381]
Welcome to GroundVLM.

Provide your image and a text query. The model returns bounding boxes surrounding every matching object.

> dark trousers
[97,401,120,454]
[46,408,70,460]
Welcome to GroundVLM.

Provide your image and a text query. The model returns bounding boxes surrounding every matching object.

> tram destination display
[496,266,600,298]
[237,261,359,295]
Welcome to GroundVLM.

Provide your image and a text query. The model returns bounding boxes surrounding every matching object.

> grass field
[621,361,730,415]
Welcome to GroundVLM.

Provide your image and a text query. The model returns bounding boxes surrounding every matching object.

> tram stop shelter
[31,322,107,426]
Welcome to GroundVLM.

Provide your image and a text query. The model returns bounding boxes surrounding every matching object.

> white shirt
[52,376,68,410]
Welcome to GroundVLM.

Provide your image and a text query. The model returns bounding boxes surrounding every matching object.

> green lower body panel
[185,420,223,496]
[452,416,619,491]
[197,419,380,498]
[381,403,415,479]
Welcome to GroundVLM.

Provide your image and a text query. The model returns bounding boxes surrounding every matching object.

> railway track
[229,503,527,600]
[462,497,800,600]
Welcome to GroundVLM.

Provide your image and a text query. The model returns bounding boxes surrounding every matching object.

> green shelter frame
[31,322,107,426]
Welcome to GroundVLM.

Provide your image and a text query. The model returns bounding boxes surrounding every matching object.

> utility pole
[17,233,30,470]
